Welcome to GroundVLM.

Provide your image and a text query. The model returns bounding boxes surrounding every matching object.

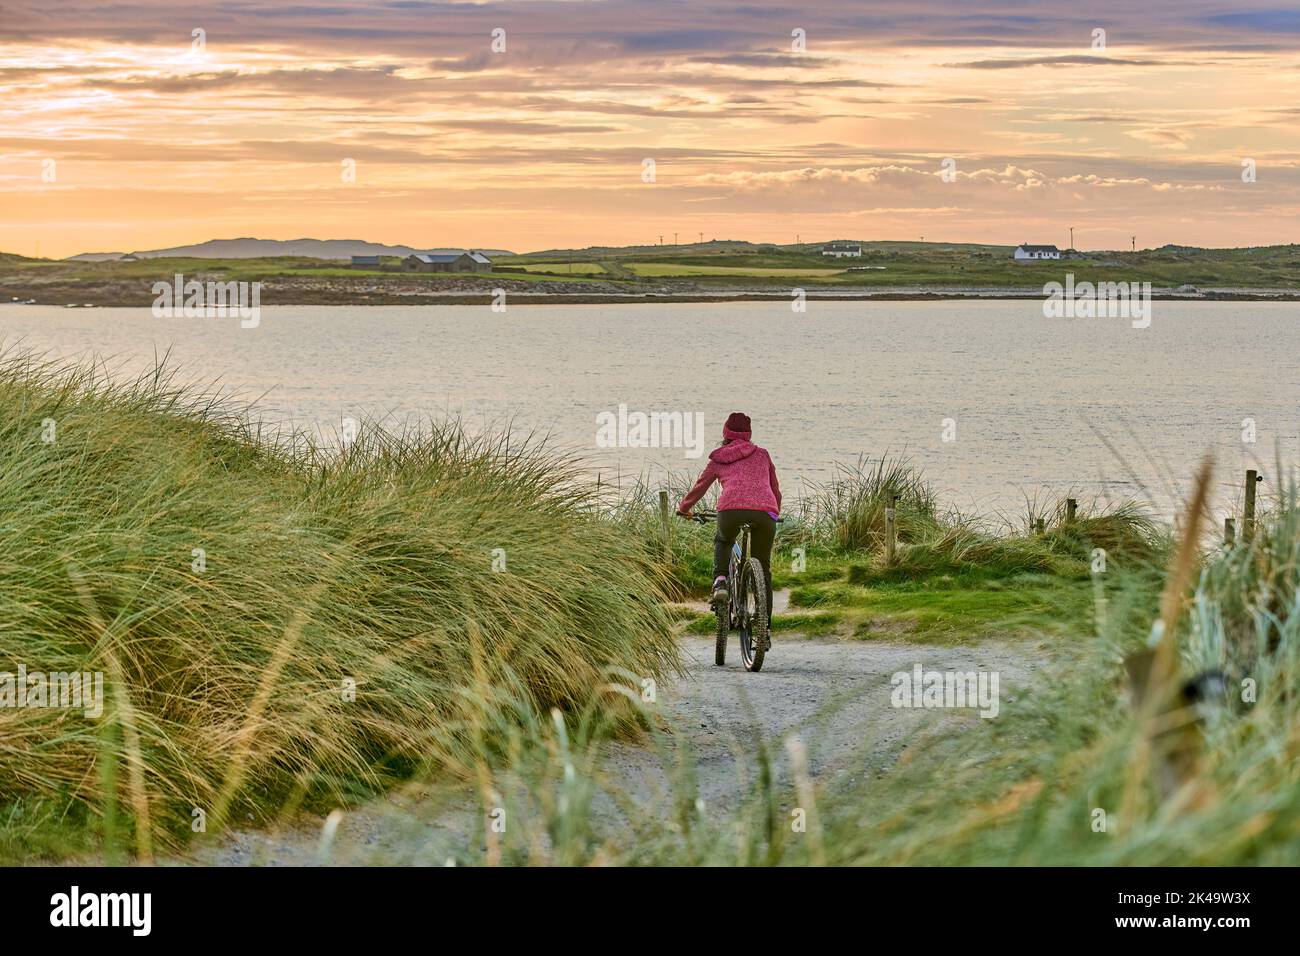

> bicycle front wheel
[714,600,728,666]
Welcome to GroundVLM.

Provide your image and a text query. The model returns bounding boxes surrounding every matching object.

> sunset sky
[2,0,1298,259]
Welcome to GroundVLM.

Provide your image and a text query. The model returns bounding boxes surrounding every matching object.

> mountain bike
[681,509,779,672]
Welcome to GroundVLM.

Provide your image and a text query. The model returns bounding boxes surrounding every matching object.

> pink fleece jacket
[678,429,782,515]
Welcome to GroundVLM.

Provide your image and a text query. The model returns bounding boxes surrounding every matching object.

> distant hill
[66,238,517,261]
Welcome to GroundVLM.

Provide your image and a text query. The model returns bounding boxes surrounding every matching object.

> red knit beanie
[723,411,751,441]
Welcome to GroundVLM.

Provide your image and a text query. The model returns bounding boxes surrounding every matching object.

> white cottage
[1013,244,1061,261]
[821,241,863,258]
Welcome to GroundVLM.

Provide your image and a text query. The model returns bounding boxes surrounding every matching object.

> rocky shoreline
[5,273,1299,307]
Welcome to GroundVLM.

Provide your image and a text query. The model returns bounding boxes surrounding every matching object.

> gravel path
[186,592,1045,865]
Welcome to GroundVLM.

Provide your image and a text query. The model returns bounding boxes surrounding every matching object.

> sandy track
[187,594,1043,865]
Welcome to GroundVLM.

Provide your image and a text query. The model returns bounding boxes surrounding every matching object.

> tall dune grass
[0,353,678,855]
[813,477,1300,865]
[618,453,1167,590]
[799,454,941,552]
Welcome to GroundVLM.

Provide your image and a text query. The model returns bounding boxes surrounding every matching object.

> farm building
[821,242,862,258]
[1013,244,1061,261]
[350,255,381,268]
[402,251,493,273]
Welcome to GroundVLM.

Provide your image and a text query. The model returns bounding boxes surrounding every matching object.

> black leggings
[714,509,776,615]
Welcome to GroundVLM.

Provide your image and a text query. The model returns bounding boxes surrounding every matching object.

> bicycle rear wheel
[738,557,769,672]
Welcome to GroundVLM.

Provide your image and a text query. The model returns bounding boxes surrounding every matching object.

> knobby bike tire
[714,598,728,665]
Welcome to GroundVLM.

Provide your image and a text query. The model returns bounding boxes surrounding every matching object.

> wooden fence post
[658,490,671,562]
[1224,517,1235,547]
[1065,498,1078,524]
[1244,470,1258,543]
[1035,517,1045,535]
[884,494,896,565]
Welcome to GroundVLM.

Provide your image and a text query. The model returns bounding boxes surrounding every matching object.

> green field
[627,262,845,278]
[510,261,607,275]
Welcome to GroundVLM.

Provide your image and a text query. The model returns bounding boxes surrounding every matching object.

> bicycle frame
[727,526,751,627]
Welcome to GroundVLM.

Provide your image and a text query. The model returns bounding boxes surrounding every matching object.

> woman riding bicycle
[677,412,781,616]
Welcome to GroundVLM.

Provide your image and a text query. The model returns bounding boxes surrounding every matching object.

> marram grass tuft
[0,352,679,856]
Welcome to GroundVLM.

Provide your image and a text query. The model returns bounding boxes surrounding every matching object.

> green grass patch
[846,578,1092,642]
[771,612,841,636]
[683,609,841,637]
[787,571,1093,644]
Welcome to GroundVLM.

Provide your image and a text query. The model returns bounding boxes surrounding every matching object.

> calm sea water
[2,300,1296,518]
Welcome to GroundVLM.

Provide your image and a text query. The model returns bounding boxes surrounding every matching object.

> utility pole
[1069,226,1074,250]
[658,235,663,245]
[698,232,703,244]
[674,232,678,245]
[1131,235,1136,252]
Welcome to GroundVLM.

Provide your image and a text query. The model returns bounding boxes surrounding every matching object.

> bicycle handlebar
[677,509,716,523]
[677,509,783,524]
